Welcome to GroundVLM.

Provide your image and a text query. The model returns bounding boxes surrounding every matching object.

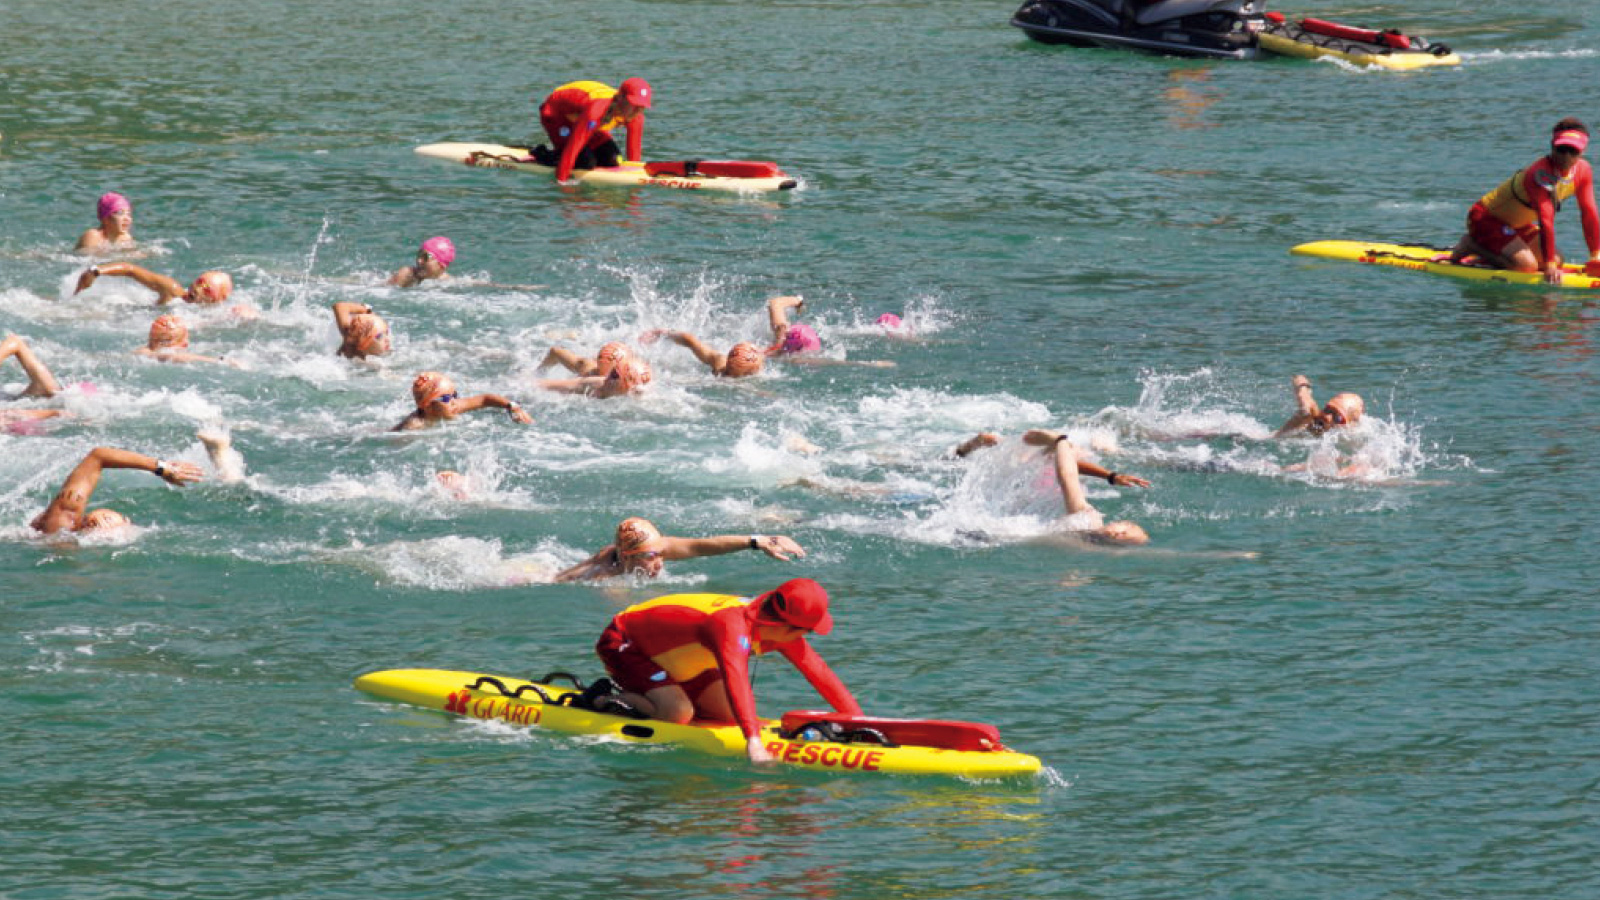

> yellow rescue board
[415,143,798,193]
[1291,240,1600,290]
[355,668,1042,779]
[1256,32,1460,70]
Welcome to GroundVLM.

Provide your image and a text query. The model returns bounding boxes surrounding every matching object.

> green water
[4,1,1598,897]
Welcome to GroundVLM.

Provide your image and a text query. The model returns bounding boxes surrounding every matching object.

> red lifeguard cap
[1554,130,1589,153]
[755,578,833,635]
[620,77,652,109]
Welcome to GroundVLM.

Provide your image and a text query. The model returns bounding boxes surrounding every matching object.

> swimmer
[639,330,764,378]
[1274,375,1364,437]
[75,263,234,306]
[76,192,135,253]
[135,315,230,365]
[30,446,203,535]
[538,356,651,399]
[332,302,392,359]
[0,333,66,429]
[1,333,64,398]
[765,295,894,368]
[537,340,633,378]
[390,236,455,287]
[556,516,807,582]
[1020,429,1152,545]
[393,371,534,431]
[1448,118,1600,283]
[591,577,859,764]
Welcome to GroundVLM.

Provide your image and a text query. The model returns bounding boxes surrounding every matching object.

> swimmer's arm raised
[75,263,184,302]
[642,329,721,369]
[331,301,373,332]
[660,534,805,562]
[766,295,803,343]
[33,447,202,534]
[952,432,1000,458]
[1274,375,1320,437]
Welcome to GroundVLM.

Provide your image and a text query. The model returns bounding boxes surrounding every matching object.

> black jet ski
[1010,0,1266,60]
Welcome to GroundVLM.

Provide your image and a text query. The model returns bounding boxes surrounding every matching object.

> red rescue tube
[780,710,1007,752]
[1301,17,1411,50]
[645,160,784,179]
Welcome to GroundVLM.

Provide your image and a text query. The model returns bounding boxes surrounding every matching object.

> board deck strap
[414,143,798,193]
[354,668,1041,778]
[1290,240,1600,290]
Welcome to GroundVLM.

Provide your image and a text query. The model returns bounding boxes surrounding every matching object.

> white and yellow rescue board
[355,668,1042,778]
[1256,32,1461,70]
[1292,240,1600,290]
[415,143,798,193]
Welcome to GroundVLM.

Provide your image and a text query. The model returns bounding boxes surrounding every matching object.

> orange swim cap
[615,516,664,555]
[412,371,457,408]
[190,271,233,304]
[724,342,764,378]
[609,357,651,393]
[148,315,189,349]
[346,313,390,357]
[595,341,630,375]
[1325,392,1364,426]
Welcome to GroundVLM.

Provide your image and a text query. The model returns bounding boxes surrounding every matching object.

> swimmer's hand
[1109,473,1151,488]
[755,535,805,562]
[638,328,668,345]
[746,735,776,765]
[74,267,101,295]
[157,459,205,486]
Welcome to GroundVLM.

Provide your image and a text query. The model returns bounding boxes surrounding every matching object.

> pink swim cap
[876,313,904,330]
[97,192,131,220]
[781,322,821,355]
[420,236,455,269]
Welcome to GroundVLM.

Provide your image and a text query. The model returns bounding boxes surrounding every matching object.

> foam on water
[1461,48,1600,64]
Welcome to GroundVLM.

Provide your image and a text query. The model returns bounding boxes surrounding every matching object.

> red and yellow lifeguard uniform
[596,592,861,739]
[538,80,644,182]
[1469,156,1599,261]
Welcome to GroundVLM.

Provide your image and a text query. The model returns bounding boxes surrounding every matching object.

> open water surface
[3,1,1598,897]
